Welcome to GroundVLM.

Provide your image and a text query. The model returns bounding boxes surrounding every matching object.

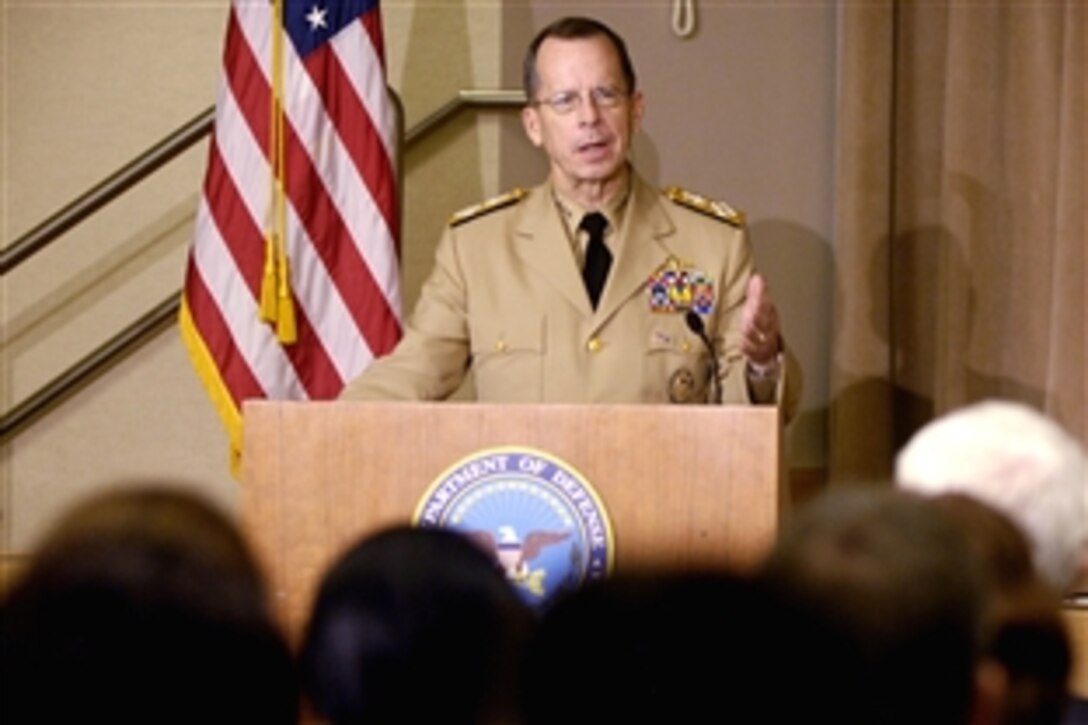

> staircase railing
[0,110,215,276]
[0,89,526,442]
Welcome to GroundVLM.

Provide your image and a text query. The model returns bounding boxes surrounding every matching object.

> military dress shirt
[340,172,801,421]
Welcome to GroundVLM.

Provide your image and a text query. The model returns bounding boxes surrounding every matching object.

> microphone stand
[684,311,721,404]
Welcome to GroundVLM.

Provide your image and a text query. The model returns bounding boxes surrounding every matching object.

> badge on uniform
[668,368,699,404]
[647,258,715,315]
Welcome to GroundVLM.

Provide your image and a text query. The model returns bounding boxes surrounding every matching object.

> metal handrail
[0,295,181,442]
[0,109,215,276]
[0,90,526,443]
[405,89,525,145]
[0,90,525,276]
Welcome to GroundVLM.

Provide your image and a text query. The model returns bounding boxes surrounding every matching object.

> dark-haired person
[929,493,1074,725]
[760,489,991,725]
[0,486,297,724]
[342,16,801,416]
[299,526,532,725]
[518,568,850,725]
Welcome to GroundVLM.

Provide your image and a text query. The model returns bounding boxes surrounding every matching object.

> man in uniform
[341,16,801,420]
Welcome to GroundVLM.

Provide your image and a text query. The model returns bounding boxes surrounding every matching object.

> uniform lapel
[512,184,596,318]
[593,175,676,325]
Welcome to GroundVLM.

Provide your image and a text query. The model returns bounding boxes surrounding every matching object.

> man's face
[522,35,644,198]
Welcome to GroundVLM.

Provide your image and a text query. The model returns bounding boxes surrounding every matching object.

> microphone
[684,310,721,404]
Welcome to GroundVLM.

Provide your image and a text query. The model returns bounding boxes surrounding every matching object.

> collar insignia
[663,186,746,227]
[448,188,528,227]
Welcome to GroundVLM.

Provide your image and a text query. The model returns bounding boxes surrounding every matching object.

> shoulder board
[663,186,746,228]
[448,188,528,227]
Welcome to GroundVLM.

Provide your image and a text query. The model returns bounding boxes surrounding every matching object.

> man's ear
[629,90,645,134]
[522,106,543,147]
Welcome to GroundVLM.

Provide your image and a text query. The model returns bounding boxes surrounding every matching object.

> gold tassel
[261,0,295,342]
[276,254,297,344]
[259,232,279,322]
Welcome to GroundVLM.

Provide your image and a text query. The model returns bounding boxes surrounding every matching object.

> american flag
[180,0,401,469]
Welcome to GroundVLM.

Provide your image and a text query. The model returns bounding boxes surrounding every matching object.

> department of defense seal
[414,446,615,607]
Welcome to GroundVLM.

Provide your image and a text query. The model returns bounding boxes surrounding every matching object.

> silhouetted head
[519,567,848,724]
[761,488,988,725]
[1,485,296,724]
[300,525,532,725]
[930,493,1072,725]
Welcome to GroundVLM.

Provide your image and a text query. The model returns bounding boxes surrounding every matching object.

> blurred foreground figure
[761,489,989,725]
[930,494,1072,725]
[896,400,1088,592]
[1,486,297,724]
[518,569,848,724]
[299,526,533,725]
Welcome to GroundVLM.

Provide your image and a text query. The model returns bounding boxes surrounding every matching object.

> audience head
[299,525,532,725]
[518,568,842,724]
[1,484,296,724]
[760,488,988,725]
[896,400,1088,590]
[929,493,1072,725]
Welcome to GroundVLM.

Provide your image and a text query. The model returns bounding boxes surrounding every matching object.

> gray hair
[896,400,1088,590]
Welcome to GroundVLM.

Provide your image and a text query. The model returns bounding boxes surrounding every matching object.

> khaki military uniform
[341,173,801,420]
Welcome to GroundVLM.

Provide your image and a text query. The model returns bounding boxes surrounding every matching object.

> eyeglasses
[532,86,628,115]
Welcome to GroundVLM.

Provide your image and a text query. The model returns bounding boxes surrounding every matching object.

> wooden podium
[242,401,783,636]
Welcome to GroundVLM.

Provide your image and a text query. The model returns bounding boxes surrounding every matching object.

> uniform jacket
[341,173,801,421]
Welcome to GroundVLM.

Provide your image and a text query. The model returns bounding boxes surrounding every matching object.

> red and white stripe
[181,1,400,460]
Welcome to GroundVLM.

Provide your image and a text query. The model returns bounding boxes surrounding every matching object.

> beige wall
[1,2,834,553]
[2,0,230,554]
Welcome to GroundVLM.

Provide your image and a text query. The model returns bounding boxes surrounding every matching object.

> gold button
[587,337,602,353]
[682,340,692,352]
[495,340,507,353]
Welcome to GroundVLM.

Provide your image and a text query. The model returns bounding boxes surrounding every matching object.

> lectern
[242,401,782,636]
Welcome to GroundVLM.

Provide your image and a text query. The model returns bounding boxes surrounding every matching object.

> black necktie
[580,212,611,309]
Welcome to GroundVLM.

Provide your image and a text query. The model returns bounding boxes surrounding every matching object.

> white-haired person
[896,400,1087,594]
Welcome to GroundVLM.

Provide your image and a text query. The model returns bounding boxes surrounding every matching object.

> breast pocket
[644,317,711,404]
[469,315,546,402]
